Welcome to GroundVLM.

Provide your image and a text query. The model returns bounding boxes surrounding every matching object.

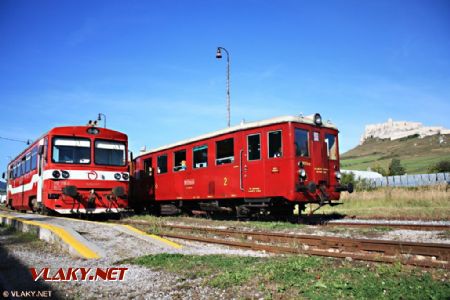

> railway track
[323,221,450,231]
[118,220,450,269]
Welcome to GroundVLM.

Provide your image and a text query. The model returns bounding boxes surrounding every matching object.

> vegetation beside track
[127,254,450,299]
[0,224,39,244]
[128,215,308,231]
[317,185,450,220]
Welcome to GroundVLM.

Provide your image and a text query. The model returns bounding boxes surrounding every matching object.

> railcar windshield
[94,140,126,166]
[294,128,309,157]
[325,134,337,160]
[52,137,91,164]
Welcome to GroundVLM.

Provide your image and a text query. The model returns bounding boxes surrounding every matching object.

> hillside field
[341,134,450,174]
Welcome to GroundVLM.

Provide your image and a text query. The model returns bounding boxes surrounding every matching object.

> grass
[130,214,305,231]
[319,185,450,220]
[0,224,39,243]
[341,134,450,174]
[126,254,450,299]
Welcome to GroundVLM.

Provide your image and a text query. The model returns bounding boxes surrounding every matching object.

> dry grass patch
[320,185,450,220]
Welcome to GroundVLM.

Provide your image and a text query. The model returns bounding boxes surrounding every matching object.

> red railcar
[132,114,353,217]
[4,125,129,214]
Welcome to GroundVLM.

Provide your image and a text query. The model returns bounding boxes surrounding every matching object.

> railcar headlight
[298,169,307,179]
[314,113,322,126]
[61,170,70,179]
[114,173,122,180]
[52,170,61,179]
[122,172,129,180]
[335,171,342,180]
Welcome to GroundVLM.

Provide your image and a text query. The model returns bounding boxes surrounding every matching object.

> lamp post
[97,113,106,128]
[216,47,231,127]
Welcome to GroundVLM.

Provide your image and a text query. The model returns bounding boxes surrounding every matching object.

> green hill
[340,134,450,174]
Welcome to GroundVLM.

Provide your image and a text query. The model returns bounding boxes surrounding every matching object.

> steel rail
[118,220,450,269]
[324,221,450,231]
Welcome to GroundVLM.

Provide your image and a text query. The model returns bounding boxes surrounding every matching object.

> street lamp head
[215,47,222,59]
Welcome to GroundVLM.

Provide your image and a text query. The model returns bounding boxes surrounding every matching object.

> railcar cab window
[95,140,126,166]
[31,146,38,170]
[294,129,309,157]
[268,130,282,158]
[157,154,168,174]
[247,134,261,160]
[25,153,31,173]
[52,137,90,164]
[8,165,13,179]
[18,160,24,177]
[325,134,337,160]
[216,138,234,165]
[193,145,208,168]
[174,149,187,171]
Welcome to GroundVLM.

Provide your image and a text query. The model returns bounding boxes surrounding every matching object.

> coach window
[31,147,38,170]
[25,153,31,173]
[17,161,22,177]
[268,130,282,158]
[294,129,309,157]
[52,137,91,164]
[325,134,337,160]
[193,145,208,169]
[95,140,126,166]
[216,138,234,165]
[173,149,187,171]
[247,134,261,161]
[157,154,168,174]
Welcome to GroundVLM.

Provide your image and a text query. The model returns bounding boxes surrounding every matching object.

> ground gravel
[0,216,268,300]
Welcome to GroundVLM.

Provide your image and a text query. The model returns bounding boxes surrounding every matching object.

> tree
[372,165,387,176]
[428,160,450,173]
[388,159,405,176]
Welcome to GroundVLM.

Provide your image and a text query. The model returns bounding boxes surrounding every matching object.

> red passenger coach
[133,114,353,218]
[4,125,129,214]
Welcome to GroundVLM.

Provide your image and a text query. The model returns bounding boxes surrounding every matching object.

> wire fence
[367,173,450,188]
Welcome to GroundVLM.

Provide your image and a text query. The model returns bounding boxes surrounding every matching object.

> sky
[0,0,449,177]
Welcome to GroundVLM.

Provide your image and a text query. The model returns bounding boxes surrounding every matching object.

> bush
[388,159,405,175]
[371,165,387,176]
[428,160,450,173]
[341,172,375,192]
[341,172,355,186]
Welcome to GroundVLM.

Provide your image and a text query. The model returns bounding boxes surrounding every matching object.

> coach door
[19,157,26,208]
[243,132,265,198]
[311,131,328,184]
[143,158,155,200]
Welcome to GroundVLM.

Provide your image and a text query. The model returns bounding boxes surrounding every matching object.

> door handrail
[239,150,244,191]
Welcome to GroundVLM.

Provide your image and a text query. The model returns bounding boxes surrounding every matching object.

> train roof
[7,126,127,166]
[137,114,338,158]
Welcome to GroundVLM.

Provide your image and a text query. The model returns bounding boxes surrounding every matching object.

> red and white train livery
[4,125,129,214]
[132,114,353,217]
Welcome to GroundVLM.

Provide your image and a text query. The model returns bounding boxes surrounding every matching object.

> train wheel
[29,198,38,213]
[236,205,250,220]
[39,204,53,216]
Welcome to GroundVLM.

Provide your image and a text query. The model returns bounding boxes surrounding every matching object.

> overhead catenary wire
[0,136,31,144]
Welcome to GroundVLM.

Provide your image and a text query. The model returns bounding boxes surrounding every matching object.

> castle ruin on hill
[360,118,450,145]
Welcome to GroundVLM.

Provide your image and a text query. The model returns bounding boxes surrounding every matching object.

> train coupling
[334,183,354,193]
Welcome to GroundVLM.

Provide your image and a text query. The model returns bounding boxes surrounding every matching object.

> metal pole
[217,47,231,127]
